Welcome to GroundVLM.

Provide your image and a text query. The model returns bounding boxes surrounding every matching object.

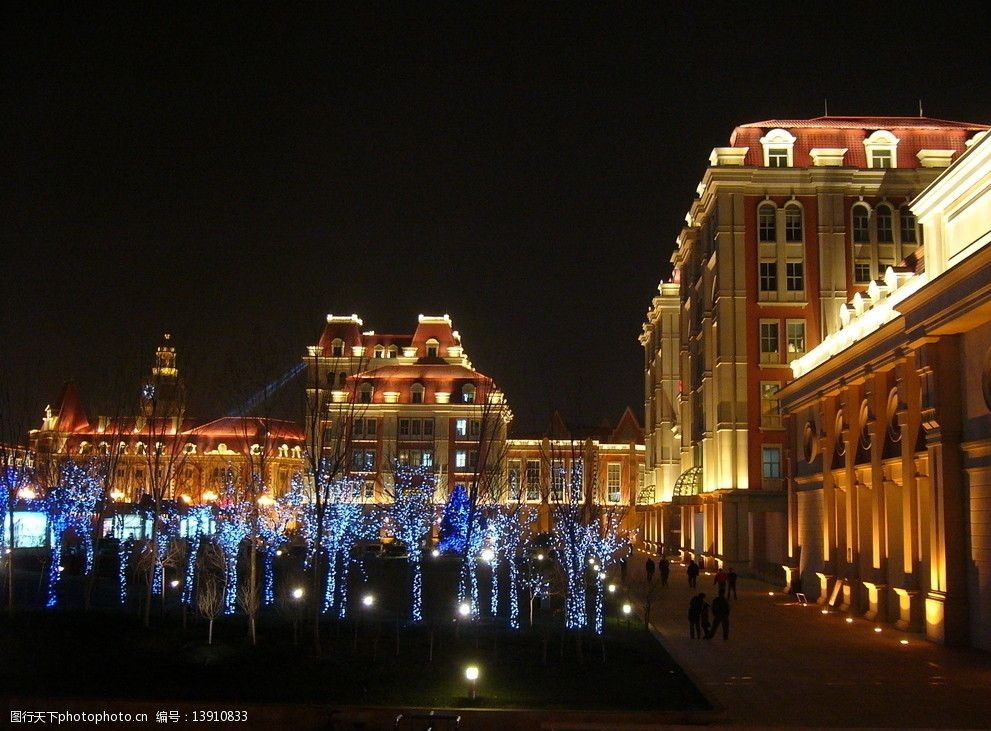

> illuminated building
[505,409,645,532]
[779,129,991,647]
[30,336,305,503]
[640,116,990,577]
[304,313,511,502]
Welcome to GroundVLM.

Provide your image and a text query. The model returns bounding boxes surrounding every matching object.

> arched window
[278,444,289,458]
[864,130,899,169]
[876,204,894,243]
[374,345,385,359]
[784,204,803,242]
[852,204,870,244]
[79,441,91,456]
[899,206,917,243]
[331,338,345,357]
[359,382,373,404]
[462,384,476,404]
[136,442,147,456]
[98,442,110,456]
[184,444,197,454]
[410,383,425,404]
[118,441,128,455]
[758,203,776,243]
[759,128,797,167]
[425,338,439,358]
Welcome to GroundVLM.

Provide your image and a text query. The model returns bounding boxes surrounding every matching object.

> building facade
[640,116,989,577]
[780,129,991,648]
[30,337,306,504]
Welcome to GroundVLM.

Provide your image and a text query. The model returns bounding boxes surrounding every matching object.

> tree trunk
[208,618,214,645]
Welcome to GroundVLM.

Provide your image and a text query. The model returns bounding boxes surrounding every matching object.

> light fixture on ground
[431,548,440,558]
[622,602,632,615]
[362,594,375,608]
[169,579,180,589]
[536,553,544,561]
[458,601,471,618]
[465,665,479,699]
[608,583,617,594]
[292,587,304,600]
[480,547,494,563]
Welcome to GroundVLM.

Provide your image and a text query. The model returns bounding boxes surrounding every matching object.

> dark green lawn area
[0,610,707,711]
[1,554,708,712]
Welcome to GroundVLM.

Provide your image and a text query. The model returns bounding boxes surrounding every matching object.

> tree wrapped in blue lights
[44,461,102,607]
[313,475,373,617]
[256,477,304,606]
[118,538,133,605]
[214,479,251,615]
[438,484,469,554]
[182,504,214,605]
[488,505,535,628]
[388,463,437,622]
[550,456,596,630]
[586,509,629,634]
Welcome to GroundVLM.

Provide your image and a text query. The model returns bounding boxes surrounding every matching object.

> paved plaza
[631,551,991,729]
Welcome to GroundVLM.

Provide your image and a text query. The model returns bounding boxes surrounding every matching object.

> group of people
[687,563,736,640]
[643,555,671,586]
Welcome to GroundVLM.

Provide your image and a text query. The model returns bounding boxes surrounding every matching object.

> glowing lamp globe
[465,665,479,681]
[362,594,375,608]
[292,587,304,600]
[480,547,495,563]
[622,603,632,615]
[458,602,471,617]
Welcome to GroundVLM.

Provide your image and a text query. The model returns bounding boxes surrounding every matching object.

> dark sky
[3,4,989,433]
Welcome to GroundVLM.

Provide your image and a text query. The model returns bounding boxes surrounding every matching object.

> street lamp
[607,583,617,594]
[292,587,304,600]
[458,601,471,618]
[480,547,494,563]
[465,665,479,699]
[362,593,375,608]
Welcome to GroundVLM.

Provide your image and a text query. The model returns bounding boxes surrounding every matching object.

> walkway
[631,551,991,729]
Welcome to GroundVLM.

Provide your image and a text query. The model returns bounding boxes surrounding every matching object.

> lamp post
[465,665,479,700]
[622,601,632,629]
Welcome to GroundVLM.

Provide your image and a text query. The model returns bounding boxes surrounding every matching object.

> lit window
[760,383,781,428]
[760,322,780,363]
[852,205,870,244]
[462,384,476,403]
[899,206,917,243]
[455,450,467,469]
[607,463,621,503]
[551,460,565,502]
[508,460,522,501]
[352,449,375,472]
[762,446,782,478]
[526,459,540,501]
[876,205,894,243]
[410,383,425,404]
[455,419,467,437]
[854,263,872,283]
[759,261,777,292]
[786,262,804,291]
[759,128,796,168]
[786,321,806,355]
[784,204,803,242]
[864,130,899,170]
[758,203,776,242]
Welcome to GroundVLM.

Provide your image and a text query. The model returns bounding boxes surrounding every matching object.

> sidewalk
[630,552,991,729]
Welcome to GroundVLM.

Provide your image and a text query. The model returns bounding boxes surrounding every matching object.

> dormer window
[462,384,476,404]
[759,128,797,168]
[331,338,345,357]
[410,383,425,404]
[425,338,439,358]
[864,130,899,169]
[388,346,398,359]
[374,345,385,359]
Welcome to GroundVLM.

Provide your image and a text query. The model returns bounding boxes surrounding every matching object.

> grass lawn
[1,554,708,712]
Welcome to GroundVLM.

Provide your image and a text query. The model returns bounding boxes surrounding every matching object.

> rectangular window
[877,209,894,243]
[759,321,780,363]
[455,418,467,437]
[411,419,422,437]
[871,149,893,169]
[398,418,410,436]
[423,419,434,437]
[760,382,782,429]
[759,261,777,292]
[607,463,621,503]
[900,210,917,243]
[758,206,776,242]
[854,263,872,283]
[508,459,522,501]
[364,481,375,500]
[353,418,363,436]
[470,420,481,437]
[768,148,789,167]
[785,261,804,291]
[525,459,540,501]
[786,320,806,355]
[551,460,565,502]
[365,418,376,436]
[455,450,467,469]
[352,449,375,472]
[762,446,782,478]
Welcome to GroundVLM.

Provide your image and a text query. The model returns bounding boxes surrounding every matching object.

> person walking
[727,567,738,600]
[659,557,670,587]
[686,559,700,588]
[620,555,628,583]
[713,567,728,597]
[688,593,707,639]
[706,594,730,640]
[645,557,656,582]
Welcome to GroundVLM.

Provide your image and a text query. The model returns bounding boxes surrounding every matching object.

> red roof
[735,116,989,131]
[54,382,91,433]
[353,364,490,382]
[184,417,304,442]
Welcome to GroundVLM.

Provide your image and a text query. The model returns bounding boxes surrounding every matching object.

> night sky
[3,5,989,432]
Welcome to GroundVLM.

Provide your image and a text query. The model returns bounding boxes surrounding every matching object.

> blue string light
[388,463,436,623]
